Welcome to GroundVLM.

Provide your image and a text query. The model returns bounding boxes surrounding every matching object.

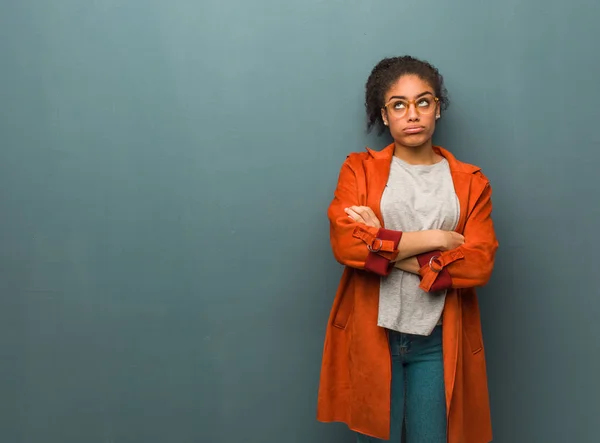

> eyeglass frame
[381,95,440,118]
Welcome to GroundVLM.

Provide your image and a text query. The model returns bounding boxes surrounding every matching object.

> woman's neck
[393,140,441,165]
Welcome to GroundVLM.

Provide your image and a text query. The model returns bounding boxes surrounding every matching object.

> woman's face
[380,75,440,149]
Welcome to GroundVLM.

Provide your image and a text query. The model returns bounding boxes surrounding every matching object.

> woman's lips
[403,126,425,134]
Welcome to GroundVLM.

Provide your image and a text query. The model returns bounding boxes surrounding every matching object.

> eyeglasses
[382,96,439,119]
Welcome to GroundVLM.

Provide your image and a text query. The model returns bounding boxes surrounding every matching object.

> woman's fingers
[345,207,365,224]
[345,206,381,228]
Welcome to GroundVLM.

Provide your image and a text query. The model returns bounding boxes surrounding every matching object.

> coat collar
[365,143,481,175]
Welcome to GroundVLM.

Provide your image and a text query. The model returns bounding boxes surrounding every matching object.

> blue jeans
[357,325,447,443]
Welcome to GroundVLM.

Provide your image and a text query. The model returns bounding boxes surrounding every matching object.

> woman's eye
[393,101,406,110]
[417,98,431,107]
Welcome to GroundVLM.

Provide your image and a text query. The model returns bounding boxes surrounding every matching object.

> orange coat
[317,144,499,442]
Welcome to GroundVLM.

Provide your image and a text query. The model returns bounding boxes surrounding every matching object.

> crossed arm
[345,205,463,275]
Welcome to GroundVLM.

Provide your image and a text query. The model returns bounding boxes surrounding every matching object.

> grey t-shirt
[378,156,460,336]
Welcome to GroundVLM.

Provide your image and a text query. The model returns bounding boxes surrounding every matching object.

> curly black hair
[365,56,450,134]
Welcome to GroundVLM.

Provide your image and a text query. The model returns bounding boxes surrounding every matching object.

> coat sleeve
[416,180,499,292]
[328,158,403,276]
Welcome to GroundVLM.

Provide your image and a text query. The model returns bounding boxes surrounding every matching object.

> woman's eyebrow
[387,91,434,100]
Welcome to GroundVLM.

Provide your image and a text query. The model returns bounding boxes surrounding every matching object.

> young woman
[317,56,498,443]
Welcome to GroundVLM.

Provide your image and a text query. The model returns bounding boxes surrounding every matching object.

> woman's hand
[344,206,381,228]
[435,230,465,251]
